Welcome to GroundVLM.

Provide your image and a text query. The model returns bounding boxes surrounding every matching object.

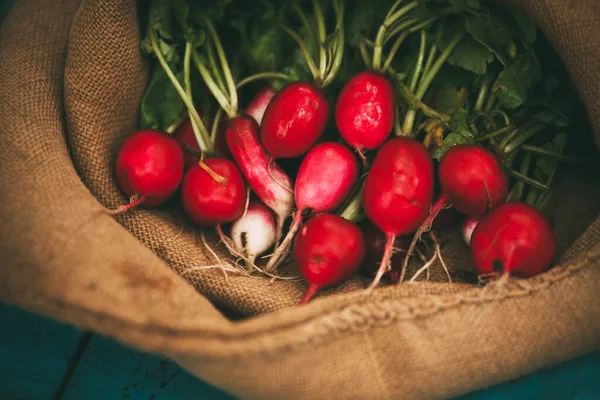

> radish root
[108,193,145,215]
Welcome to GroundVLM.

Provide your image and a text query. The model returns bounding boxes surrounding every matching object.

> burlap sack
[1,0,600,399]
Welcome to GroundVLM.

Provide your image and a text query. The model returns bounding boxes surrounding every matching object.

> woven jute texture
[1,0,600,399]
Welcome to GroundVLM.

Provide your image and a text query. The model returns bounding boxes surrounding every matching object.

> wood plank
[61,334,236,400]
[0,302,86,400]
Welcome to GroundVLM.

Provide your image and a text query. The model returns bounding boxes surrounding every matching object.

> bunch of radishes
[111,0,571,304]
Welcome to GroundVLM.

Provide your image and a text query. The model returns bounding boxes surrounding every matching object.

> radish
[462,216,480,246]
[402,144,509,278]
[113,129,184,212]
[359,220,409,284]
[362,137,435,289]
[294,214,366,305]
[231,198,277,268]
[265,141,360,271]
[181,157,247,227]
[225,114,295,242]
[260,0,346,158]
[260,82,330,158]
[335,71,396,157]
[470,202,556,278]
[245,85,276,126]
[192,16,296,249]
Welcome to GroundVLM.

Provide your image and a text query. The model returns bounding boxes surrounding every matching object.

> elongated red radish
[295,214,366,305]
[335,71,396,156]
[359,220,409,284]
[114,129,184,212]
[462,216,481,246]
[265,142,360,271]
[470,202,556,278]
[231,198,277,268]
[402,144,509,278]
[225,114,294,241]
[245,85,276,126]
[260,82,330,158]
[181,157,247,227]
[362,137,435,289]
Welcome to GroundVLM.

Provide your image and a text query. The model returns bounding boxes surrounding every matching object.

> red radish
[265,141,360,271]
[294,214,366,305]
[225,114,295,240]
[359,220,409,283]
[260,82,330,158]
[335,71,396,156]
[114,129,184,212]
[181,157,247,227]
[362,137,435,289]
[462,216,480,246]
[245,85,276,126]
[231,198,277,267]
[470,202,556,278]
[403,144,509,278]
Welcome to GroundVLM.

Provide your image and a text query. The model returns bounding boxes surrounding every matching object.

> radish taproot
[265,141,360,271]
[362,137,435,289]
[294,214,366,305]
[470,202,556,278]
[402,144,509,278]
[181,157,247,227]
[114,129,184,212]
[245,85,276,126]
[359,220,409,284]
[231,198,277,268]
[335,71,396,156]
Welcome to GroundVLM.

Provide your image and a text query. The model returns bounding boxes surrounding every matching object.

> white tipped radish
[462,216,481,246]
[224,114,295,243]
[265,142,360,272]
[246,86,276,126]
[231,198,277,269]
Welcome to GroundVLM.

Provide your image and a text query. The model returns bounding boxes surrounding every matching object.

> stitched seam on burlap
[3,248,596,361]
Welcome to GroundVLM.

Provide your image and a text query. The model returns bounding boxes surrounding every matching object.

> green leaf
[493,49,541,109]
[445,36,494,74]
[507,7,536,45]
[139,64,186,131]
[140,0,181,63]
[533,132,568,180]
[465,14,514,66]
[430,129,475,160]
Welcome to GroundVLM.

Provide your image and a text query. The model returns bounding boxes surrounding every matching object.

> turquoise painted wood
[61,334,235,400]
[0,303,84,400]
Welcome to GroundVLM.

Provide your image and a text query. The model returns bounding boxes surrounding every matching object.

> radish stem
[372,1,420,70]
[149,27,213,153]
[281,24,320,80]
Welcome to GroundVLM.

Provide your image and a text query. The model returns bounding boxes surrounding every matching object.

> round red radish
[462,216,481,246]
[181,157,247,227]
[470,202,556,278]
[362,137,435,288]
[245,86,276,126]
[225,114,294,241]
[115,129,184,207]
[294,214,366,305]
[260,81,330,158]
[265,141,360,271]
[402,144,509,276]
[438,144,509,216]
[335,71,396,153]
[359,220,409,284]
